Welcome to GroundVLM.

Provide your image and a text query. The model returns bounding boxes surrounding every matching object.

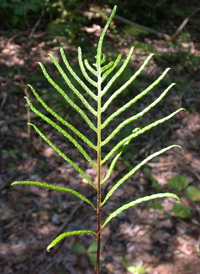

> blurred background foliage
[1,0,199,114]
[0,0,199,35]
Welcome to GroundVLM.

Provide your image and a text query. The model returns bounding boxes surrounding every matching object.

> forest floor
[0,10,200,274]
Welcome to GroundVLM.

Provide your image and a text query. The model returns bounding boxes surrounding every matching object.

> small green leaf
[87,241,102,253]
[173,203,191,218]
[47,230,96,252]
[88,253,97,267]
[87,244,103,268]
[143,167,151,175]
[88,253,103,268]
[87,241,98,253]
[127,265,146,274]
[71,243,87,254]
[168,175,189,191]
[151,177,162,191]
[83,241,103,268]
[8,163,17,169]
[147,202,164,211]
[184,186,200,201]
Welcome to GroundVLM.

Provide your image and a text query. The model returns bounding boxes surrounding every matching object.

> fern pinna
[12,6,182,273]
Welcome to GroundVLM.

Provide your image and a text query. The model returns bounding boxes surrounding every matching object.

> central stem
[96,67,102,274]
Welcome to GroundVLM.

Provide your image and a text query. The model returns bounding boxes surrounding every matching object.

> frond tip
[47,230,97,252]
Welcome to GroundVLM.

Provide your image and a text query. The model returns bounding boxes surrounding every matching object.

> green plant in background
[121,257,146,274]
[127,265,146,274]
[0,0,46,29]
[71,240,103,268]
[11,6,183,273]
[168,175,200,218]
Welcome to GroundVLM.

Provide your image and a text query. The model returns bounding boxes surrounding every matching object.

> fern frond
[102,192,179,228]
[47,230,97,252]
[28,85,97,151]
[101,138,131,184]
[26,97,97,169]
[102,54,159,112]
[11,6,183,270]
[29,123,96,189]
[102,108,184,162]
[96,6,117,67]
[101,61,114,73]
[78,47,98,88]
[101,54,122,82]
[123,24,149,37]
[60,48,97,101]
[38,62,97,132]
[11,181,96,209]
[100,53,107,65]
[49,54,97,117]
[101,47,134,96]
[84,59,98,76]
[101,83,175,139]
[102,145,181,205]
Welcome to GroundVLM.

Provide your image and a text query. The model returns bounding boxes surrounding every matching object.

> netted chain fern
[11,5,182,273]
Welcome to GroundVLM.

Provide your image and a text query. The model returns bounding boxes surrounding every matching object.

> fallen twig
[171,7,200,42]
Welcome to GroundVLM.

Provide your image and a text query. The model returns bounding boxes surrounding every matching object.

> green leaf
[8,163,17,169]
[147,202,164,211]
[127,265,146,274]
[102,193,179,228]
[143,167,151,175]
[87,241,102,253]
[71,243,87,254]
[168,175,189,191]
[173,203,191,218]
[11,181,96,209]
[86,241,103,268]
[151,177,162,191]
[87,241,98,253]
[88,253,102,268]
[184,186,200,201]
[47,230,96,252]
